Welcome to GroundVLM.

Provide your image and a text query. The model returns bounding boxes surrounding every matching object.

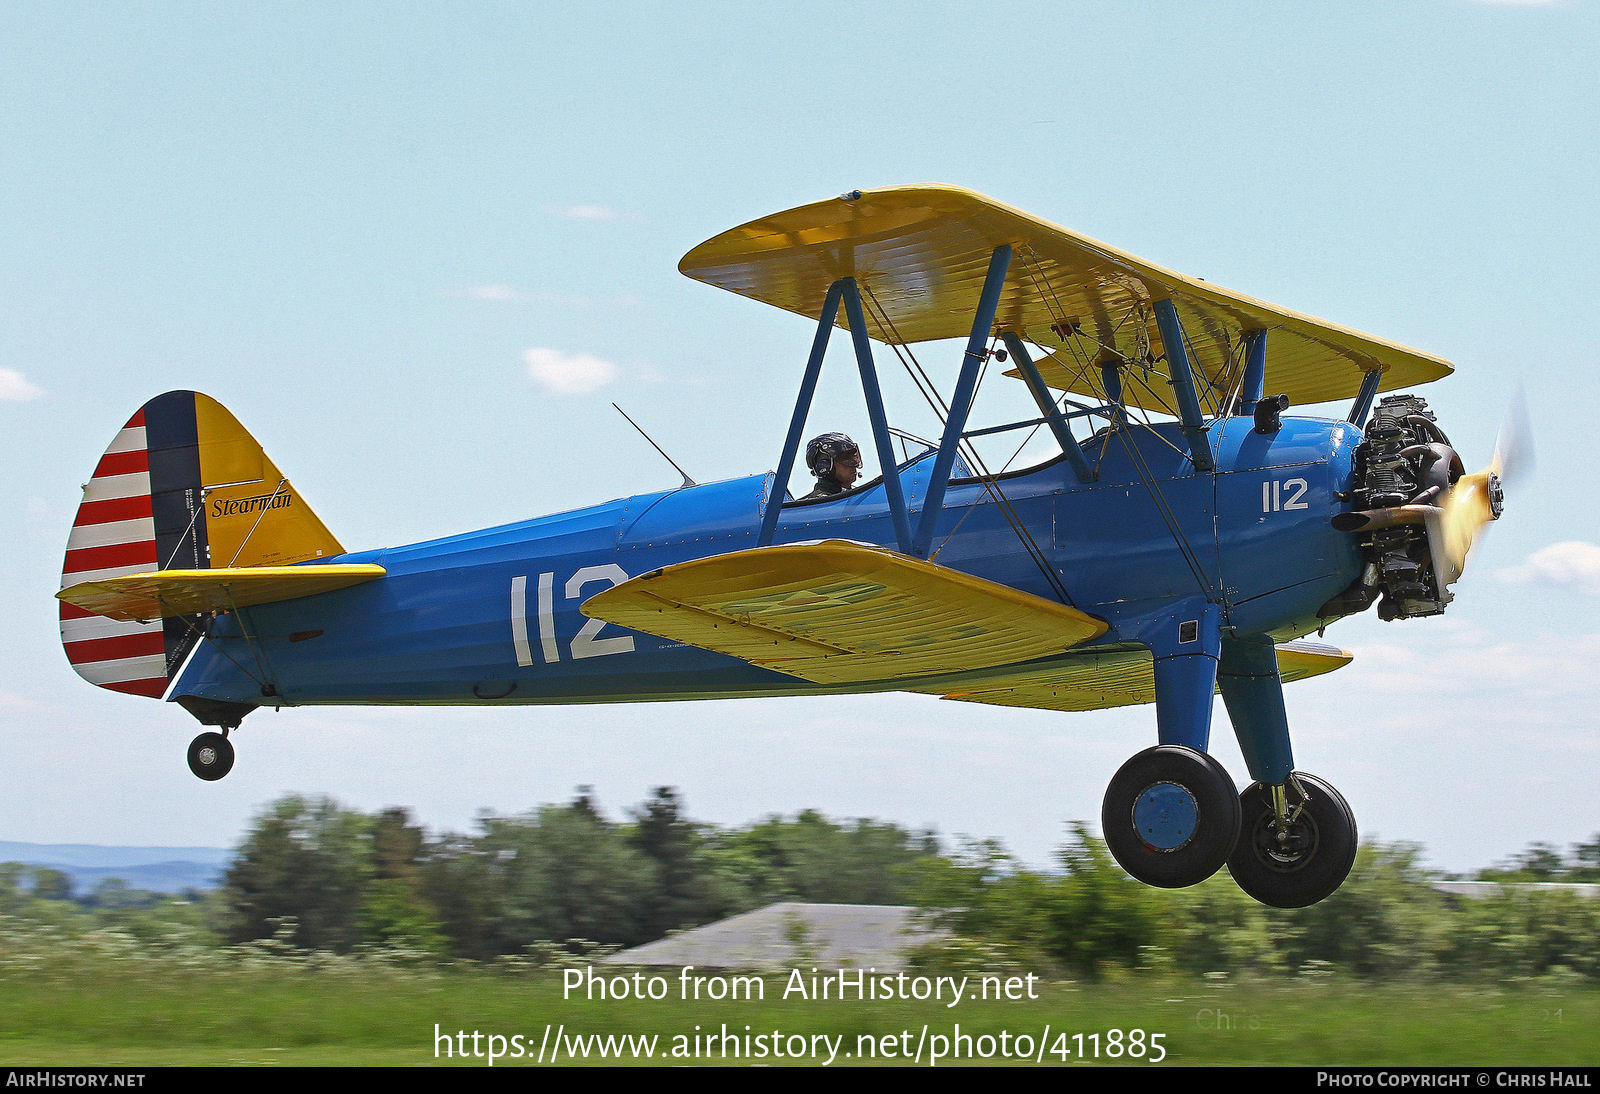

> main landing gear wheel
[1102,745,1241,888]
[1227,774,1358,908]
[187,732,235,781]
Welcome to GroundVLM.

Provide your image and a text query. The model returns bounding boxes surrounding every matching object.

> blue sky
[2,1,1596,871]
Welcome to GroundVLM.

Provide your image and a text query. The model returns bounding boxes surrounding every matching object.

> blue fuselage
[173,416,1364,708]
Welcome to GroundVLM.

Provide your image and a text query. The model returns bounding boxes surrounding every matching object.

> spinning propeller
[1431,394,1534,589]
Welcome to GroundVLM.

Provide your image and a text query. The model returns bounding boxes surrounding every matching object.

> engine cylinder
[1329,394,1456,621]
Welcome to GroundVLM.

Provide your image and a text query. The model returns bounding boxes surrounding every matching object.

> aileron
[919,639,1353,712]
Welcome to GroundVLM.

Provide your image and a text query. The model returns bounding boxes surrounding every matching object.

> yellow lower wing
[580,540,1107,686]
[919,639,1352,712]
[58,564,386,622]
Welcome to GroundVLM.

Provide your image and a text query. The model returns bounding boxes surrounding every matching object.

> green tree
[907,838,1060,963]
[1436,884,1600,980]
[441,793,656,955]
[1267,842,1447,979]
[1481,841,1569,881]
[358,879,446,953]
[1167,872,1277,976]
[29,866,72,902]
[84,878,159,911]
[1042,825,1169,979]
[223,795,372,952]
[1572,834,1600,882]
[0,863,26,915]
[359,807,445,952]
[417,829,501,960]
[721,810,937,904]
[628,787,750,938]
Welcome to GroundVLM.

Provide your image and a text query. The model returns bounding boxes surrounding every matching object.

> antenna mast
[613,404,696,489]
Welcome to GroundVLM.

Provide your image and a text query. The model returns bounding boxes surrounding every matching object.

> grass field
[0,958,1595,1066]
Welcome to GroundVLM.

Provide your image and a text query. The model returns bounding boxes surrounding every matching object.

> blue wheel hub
[1133,781,1199,851]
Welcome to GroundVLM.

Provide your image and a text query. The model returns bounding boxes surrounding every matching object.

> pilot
[803,433,863,499]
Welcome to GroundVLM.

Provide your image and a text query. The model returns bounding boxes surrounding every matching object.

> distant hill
[0,841,233,897]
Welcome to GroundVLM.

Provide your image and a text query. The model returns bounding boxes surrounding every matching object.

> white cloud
[1311,625,1600,760]
[0,689,65,716]
[450,284,593,307]
[25,497,66,544]
[445,285,649,309]
[539,203,621,221]
[631,360,667,384]
[1345,630,1600,697]
[1498,541,1600,596]
[522,347,618,395]
[0,368,45,401]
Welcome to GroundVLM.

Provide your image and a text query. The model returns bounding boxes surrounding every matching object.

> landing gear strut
[1102,744,1241,888]
[1215,632,1358,906]
[1227,773,1358,908]
[187,728,235,781]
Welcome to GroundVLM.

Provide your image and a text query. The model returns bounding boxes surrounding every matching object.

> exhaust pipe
[1330,504,1442,533]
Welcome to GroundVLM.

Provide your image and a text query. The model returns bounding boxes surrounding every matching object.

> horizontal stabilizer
[922,639,1352,712]
[580,540,1107,685]
[58,564,386,623]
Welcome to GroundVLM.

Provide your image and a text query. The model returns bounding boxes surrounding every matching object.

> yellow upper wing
[679,184,1451,410]
[58,564,386,622]
[580,540,1107,686]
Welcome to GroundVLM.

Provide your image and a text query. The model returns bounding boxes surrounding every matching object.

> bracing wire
[1006,265,1218,602]
[173,613,268,690]
[1112,426,1217,602]
[859,282,1074,605]
[856,265,1230,610]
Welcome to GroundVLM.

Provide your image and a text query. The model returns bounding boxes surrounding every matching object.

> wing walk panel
[918,639,1353,712]
[679,185,1452,410]
[580,540,1107,686]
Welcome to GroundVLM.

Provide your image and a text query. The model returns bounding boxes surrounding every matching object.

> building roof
[603,902,944,972]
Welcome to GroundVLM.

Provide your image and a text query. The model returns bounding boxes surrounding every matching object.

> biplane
[56,185,1509,908]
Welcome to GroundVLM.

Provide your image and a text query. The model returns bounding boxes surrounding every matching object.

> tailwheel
[1228,773,1358,908]
[187,731,235,782]
[1102,745,1241,888]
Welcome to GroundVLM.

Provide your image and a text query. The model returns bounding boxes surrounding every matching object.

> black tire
[1227,773,1358,908]
[1102,745,1241,888]
[187,732,235,781]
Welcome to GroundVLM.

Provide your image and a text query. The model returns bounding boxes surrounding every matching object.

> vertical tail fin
[60,391,344,698]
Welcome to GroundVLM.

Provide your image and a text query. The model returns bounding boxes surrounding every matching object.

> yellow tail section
[191,393,344,567]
